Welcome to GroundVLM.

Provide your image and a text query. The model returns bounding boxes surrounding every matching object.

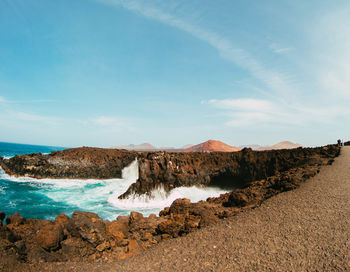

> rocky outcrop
[0,145,341,267]
[119,145,339,198]
[0,145,340,200]
[0,147,137,179]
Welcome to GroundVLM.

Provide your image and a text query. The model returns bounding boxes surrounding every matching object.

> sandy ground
[16,146,350,272]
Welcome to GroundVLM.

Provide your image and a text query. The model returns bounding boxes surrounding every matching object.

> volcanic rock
[0,212,5,226]
[35,223,64,251]
[71,211,107,247]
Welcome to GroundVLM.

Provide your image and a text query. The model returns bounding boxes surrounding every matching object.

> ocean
[0,142,227,221]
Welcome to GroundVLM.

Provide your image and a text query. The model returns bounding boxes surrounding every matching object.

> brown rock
[36,223,64,251]
[129,212,144,224]
[5,213,25,226]
[71,211,106,247]
[60,237,95,260]
[117,215,129,223]
[105,221,128,240]
[127,239,143,254]
[226,191,250,207]
[96,241,110,252]
[157,216,186,238]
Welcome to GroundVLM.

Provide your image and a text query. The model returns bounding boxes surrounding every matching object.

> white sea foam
[0,159,228,217]
[109,185,227,210]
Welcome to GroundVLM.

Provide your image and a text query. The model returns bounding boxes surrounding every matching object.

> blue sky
[0,0,349,148]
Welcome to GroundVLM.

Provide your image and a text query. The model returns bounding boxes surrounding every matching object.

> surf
[0,157,228,221]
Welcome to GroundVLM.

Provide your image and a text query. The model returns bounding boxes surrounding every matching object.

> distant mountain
[184,140,241,152]
[112,143,158,151]
[258,141,302,151]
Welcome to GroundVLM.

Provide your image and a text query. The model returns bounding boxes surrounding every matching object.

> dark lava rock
[0,147,137,179]
[0,211,5,226]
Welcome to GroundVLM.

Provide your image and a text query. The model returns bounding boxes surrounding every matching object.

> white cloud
[208,98,273,112]
[269,44,294,54]
[0,96,6,103]
[206,97,350,128]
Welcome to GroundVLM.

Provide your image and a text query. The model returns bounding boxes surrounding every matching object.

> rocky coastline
[0,144,340,269]
[0,144,341,198]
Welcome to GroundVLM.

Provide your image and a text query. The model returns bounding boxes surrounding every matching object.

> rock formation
[0,144,340,267]
[0,144,339,200]
[0,147,137,179]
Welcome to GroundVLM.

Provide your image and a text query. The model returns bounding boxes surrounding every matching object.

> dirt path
[20,147,350,271]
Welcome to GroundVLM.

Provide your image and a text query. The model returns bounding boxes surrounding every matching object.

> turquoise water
[0,142,228,221]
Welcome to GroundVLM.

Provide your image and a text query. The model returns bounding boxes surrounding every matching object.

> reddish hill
[184,140,241,153]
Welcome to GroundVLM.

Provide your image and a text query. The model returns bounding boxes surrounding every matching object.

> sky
[0,0,349,148]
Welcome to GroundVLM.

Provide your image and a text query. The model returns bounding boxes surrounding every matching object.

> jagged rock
[0,147,137,179]
[60,237,95,261]
[129,212,144,224]
[0,144,340,199]
[71,211,106,247]
[105,221,128,241]
[0,226,17,243]
[6,213,25,226]
[225,191,251,207]
[96,241,110,252]
[0,144,341,265]
[35,223,64,251]
[0,212,5,226]
[54,213,78,237]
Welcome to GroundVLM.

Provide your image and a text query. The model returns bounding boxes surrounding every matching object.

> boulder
[71,211,106,247]
[105,221,128,241]
[36,223,64,251]
[60,237,95,260]
[54,213,78,237]
[225,191,250,207]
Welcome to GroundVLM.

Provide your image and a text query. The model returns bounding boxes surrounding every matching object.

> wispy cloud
[206,98,350,128]
[97,0,296,99]
[269,44,294,54]
[208,98,273,112]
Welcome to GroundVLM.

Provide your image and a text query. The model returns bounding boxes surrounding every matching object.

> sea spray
[1,155,228,221]
[109,184,228,210]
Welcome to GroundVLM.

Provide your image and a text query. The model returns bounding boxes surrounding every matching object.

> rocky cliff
[0,145,340,200]
[0,144,341,267]
[0,147,137,179]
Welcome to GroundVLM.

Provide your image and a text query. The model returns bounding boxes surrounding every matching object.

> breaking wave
[0,159,228,220]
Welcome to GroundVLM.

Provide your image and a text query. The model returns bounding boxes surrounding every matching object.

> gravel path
[19,147,350,272]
